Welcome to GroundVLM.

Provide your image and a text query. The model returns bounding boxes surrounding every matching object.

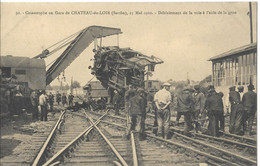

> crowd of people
[118,83,257,141]
[4,80,256,140]
[176,84,257,137]
[30,91,74,121]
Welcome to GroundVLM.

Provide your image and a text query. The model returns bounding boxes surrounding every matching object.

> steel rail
[42,111,108,166]
[146,133,239,166]
[147,112,256,146]
[171,126,256,150]
[85,113,129,166]
[32,110,66,166]
[96,111,256,151]
[131,131,138,166]
[218,130,256,145]
[173,132,257,165]
[88,114,239,166]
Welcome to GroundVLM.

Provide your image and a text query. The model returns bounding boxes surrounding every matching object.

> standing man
[229,86,244,135]
[242,84,257,136]
[125,85,136,112]
[205,87,224,137]
[56,91,61,105]
[39,90,48,121]
[238,86,244,101]
[62,93,67,107]
[146,89,155,113]
[192,85,205,132]
[127,88,147,140]
[30,90,39,120]
[125,85,136,136]
[48,92,54,112]
[218,92,225,132]
[147,89,158,134]
[177,88,194,135]
[68,93,74,107]
[154,82,172,139]
[113,90,121,115]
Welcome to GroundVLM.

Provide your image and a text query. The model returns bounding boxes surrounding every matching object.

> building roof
[0,55,45,68]
[209,42,257,61]
[83,81,106,90]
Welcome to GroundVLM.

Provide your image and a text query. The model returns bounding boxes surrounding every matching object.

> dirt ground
[0,111,59,159]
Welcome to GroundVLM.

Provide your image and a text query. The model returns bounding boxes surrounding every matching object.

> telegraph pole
[249,2,253,43]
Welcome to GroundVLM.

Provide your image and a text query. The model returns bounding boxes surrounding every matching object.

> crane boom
[46,26,122,85]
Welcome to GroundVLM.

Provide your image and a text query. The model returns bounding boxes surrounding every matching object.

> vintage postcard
[0,2,257,166]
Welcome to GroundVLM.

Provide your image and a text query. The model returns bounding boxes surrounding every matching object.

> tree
[71,81,80,89]
[71,81,81,95]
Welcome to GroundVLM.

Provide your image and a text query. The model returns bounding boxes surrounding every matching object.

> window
[0,67,11,78]
[15,69,26,75]
[148,81,152,88]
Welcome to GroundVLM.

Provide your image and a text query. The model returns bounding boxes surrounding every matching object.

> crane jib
[46,26,122,85]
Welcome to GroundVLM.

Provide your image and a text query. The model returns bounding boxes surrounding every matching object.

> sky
[1,2,257,86]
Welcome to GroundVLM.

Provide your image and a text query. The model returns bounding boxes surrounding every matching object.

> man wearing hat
[228,86,243,135]
[242,84,257,135]
[128,88,146,140]
[205,88,224,137]
[154,82,172,139]
[177,87,194,135]
[192,85,205,132]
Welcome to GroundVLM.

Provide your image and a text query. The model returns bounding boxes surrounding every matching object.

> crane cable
[45,28,84,51]
[38,28,85,60]
[45,28,86,67]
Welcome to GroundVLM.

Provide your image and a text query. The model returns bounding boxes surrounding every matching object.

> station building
[209,42,257,99]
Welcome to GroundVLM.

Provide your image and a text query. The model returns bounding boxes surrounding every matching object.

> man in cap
[154,82,172,139]
[192,85,205,132]
[205,87,224,137]
[177,87,194,135]
[242,84,257,135]
[128,88,147,140]
[228,86,243,135]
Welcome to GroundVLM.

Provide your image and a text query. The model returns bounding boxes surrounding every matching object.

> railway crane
[0,25,163,113]
[36,25,163,94]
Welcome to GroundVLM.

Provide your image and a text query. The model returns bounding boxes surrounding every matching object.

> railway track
[0,113,61,166]
[90,109,257,166]
[32,110,93,166]
[2,106,255,166]
[87,110,201,166]
[38,109,200,166]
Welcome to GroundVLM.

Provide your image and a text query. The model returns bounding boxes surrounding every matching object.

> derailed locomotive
[90,46,163,97]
